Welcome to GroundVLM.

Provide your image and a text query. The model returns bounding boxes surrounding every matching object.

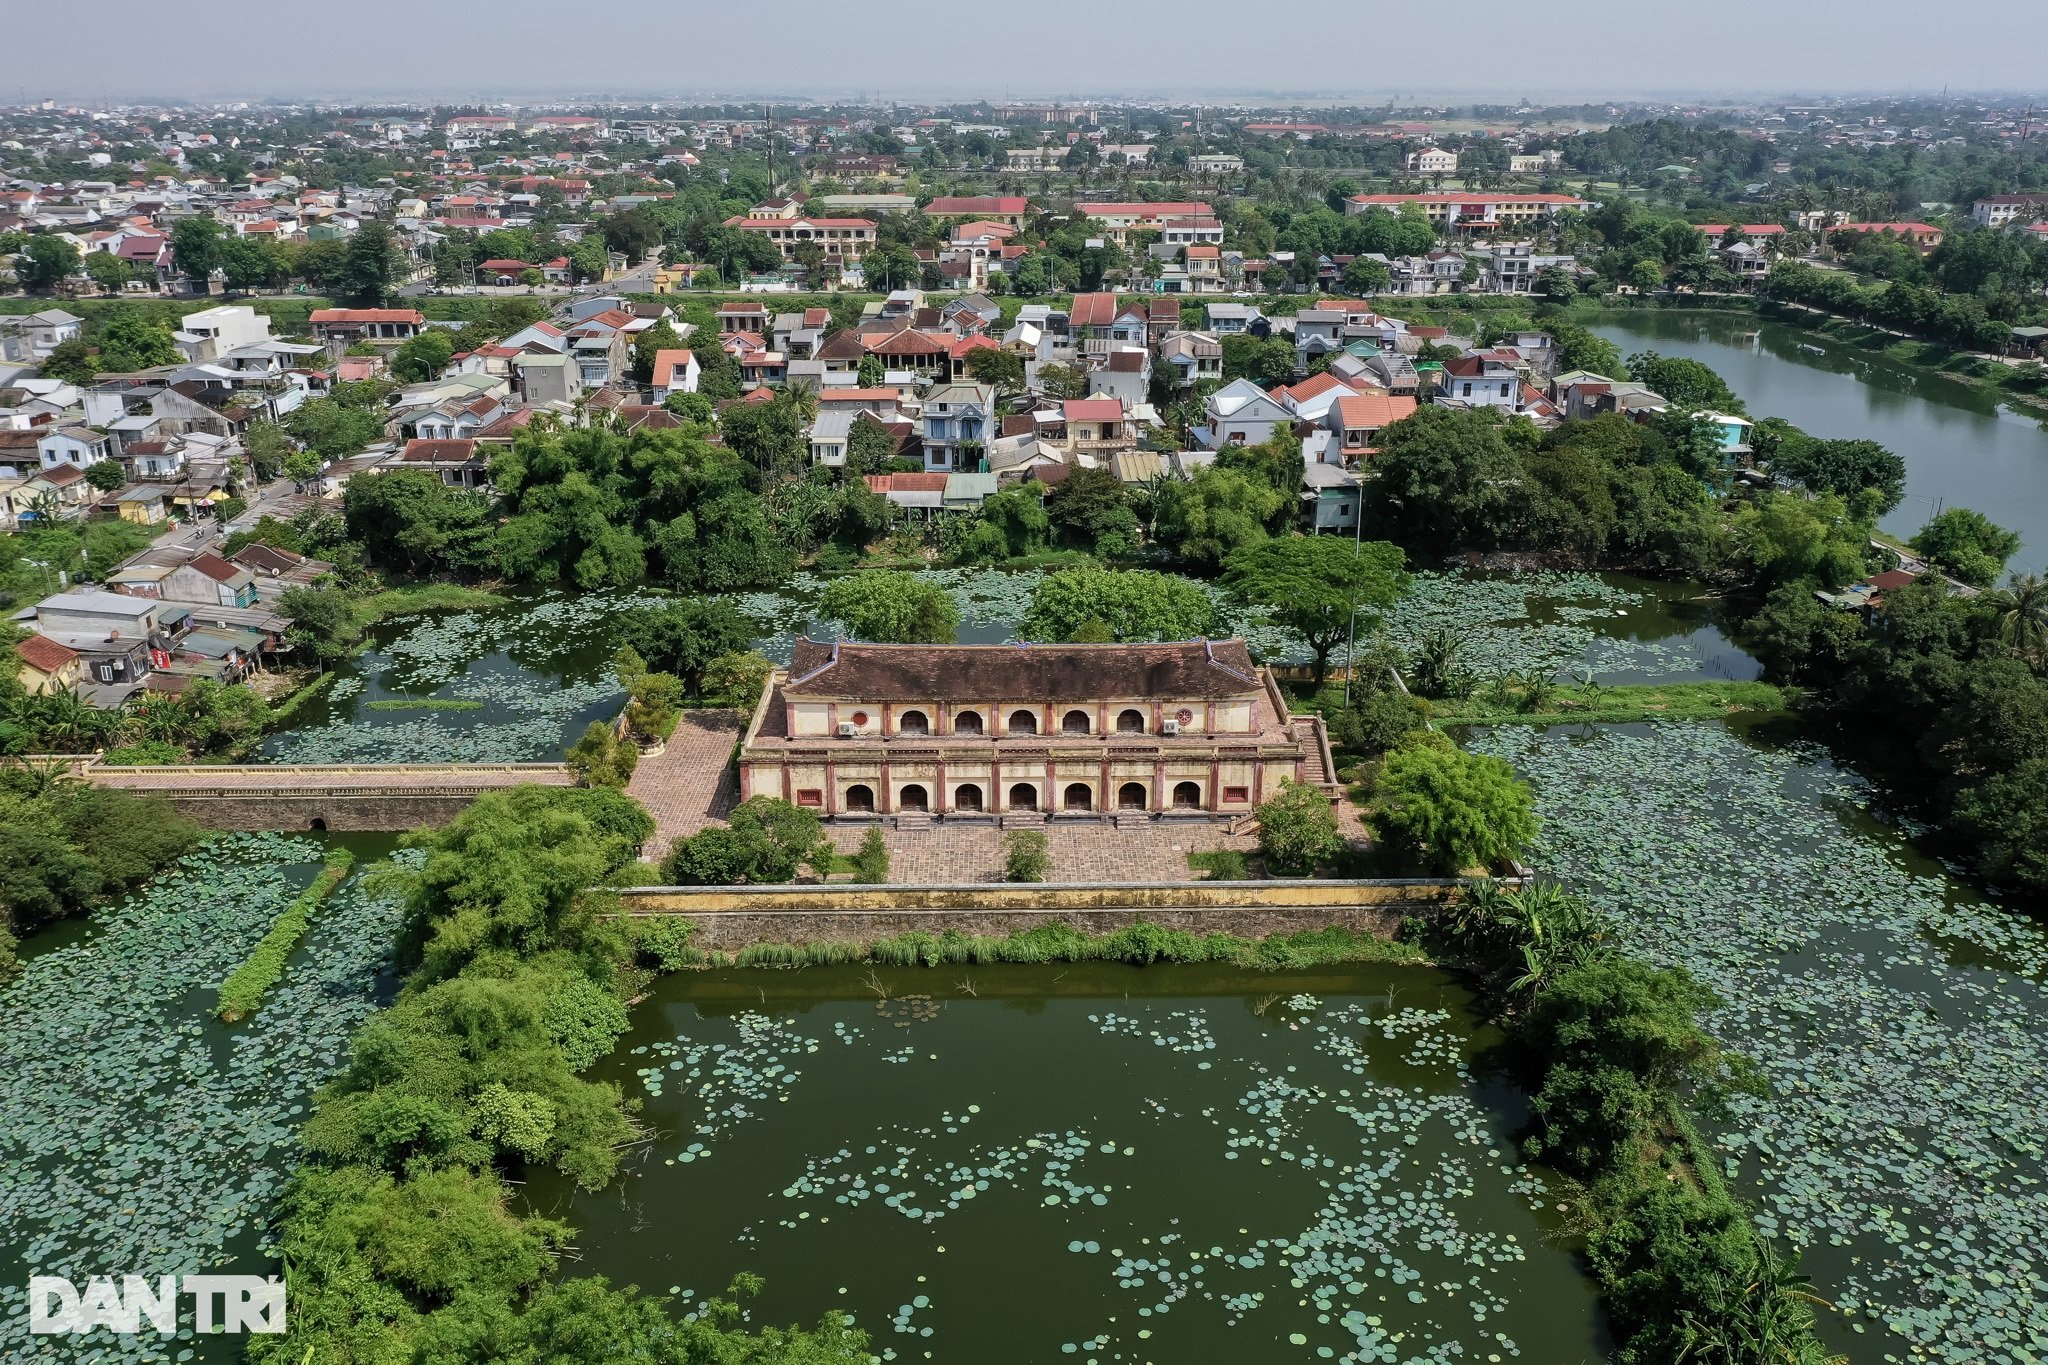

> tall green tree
[1366,406,1526,552]
[14,235,80,292]
[817,571,959,643]
[616,598,755,697]
[1019,567,1219,643]
[334,221,405,306]
[1224,535,1412,684]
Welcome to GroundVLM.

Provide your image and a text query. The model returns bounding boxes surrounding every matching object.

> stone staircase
[894,811,932,831]
[1291,714,1340,790]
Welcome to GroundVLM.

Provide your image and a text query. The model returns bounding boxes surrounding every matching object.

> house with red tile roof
[652,349,699,399]
[1327,393,1418,460]
[13,633,80,695]
[921,196,1032,227]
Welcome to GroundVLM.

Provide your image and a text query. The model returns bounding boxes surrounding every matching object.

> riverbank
[1757,299,2048,417]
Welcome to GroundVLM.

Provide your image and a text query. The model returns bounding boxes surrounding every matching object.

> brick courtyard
[626,710,744,861]
[627,711,1374,883]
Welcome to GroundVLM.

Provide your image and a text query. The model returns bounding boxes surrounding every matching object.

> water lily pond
[1474,721,2048,1365]
[0,833,403,1363]
[521,962,1607,1364]
[260,569,1747,765]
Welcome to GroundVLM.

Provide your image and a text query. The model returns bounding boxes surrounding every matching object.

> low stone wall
[152,789,488,831]
[618,878,1471,949]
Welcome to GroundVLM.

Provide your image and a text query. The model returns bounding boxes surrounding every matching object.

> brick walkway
[627,710,744,861]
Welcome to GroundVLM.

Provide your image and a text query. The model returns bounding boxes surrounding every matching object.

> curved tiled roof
[783,638,1262,701]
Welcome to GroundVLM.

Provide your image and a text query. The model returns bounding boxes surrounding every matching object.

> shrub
[1255,781,1342,875]
[1331,689,1430,756]
[99,740,185,765]
[631,916,706,972]
[702,650,773,709]
[1002,829,1051,883]
[850,827,890,884]
[566,721,638,788]
[664,796,829,885]
[1188,849,1250,880]
[1371,735,1538,874]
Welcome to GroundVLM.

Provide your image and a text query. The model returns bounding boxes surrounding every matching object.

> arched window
[897,709,930,736]
[1061,709,1092,736]
[1172,781,1202,809]
[1116,708,1146,734]
[954,782,983,812]
[845,783,876,813]
[953,710,983,735]
[1118,782,1148,810]
[1008,782,1039,811]
[899,783,929,812]
[1007,709,1038,736]
[1063,782,1093,811]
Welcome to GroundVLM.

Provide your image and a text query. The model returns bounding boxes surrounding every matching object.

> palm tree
[1992,572,2048,670]
[30,686,117,753]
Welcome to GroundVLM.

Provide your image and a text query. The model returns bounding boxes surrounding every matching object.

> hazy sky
[16,0,2048,103]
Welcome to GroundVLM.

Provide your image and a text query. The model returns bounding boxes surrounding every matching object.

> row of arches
[888,707,1160,738]
[841,780,1204,814]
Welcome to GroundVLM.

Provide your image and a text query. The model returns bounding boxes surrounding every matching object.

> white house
[39,426,113,471]
[652,348,700,400]
[1196,379,1292,449]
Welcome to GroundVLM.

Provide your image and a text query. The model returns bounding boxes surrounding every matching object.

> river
[1593,309,2048,565]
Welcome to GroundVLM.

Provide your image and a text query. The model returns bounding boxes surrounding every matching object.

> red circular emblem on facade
[850,711,869,726]
[1177,708,1195,724]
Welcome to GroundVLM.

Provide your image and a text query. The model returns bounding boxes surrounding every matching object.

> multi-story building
[1971,194,2048,229]
[1345,192,1588,233]
[721,200,876,264]
[1074,201,1216,244]
[737,638,1322,819]
[921,382,994,473]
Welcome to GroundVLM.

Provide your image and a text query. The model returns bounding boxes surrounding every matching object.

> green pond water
[0,832,402,1365]
[1592,309,2048,565]
[520,962,1610,1365]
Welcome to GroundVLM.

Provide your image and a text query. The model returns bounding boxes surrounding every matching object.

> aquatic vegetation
[1474,722,2048,1364]
[363,698,486,712]
[590,980,1593,1362]
[0,837,403,1362]
[216,850,355,1021]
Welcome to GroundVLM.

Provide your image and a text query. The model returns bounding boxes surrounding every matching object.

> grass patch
[1430,680,1786,727]
[1187,849,1252,881]
[214,852,355,1022]
[364,698,486,712]
[348,582,508,632]
[631,918,1429,972]
[265,670,340,726]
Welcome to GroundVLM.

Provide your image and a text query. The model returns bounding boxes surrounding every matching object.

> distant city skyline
[11,0,2048,104]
